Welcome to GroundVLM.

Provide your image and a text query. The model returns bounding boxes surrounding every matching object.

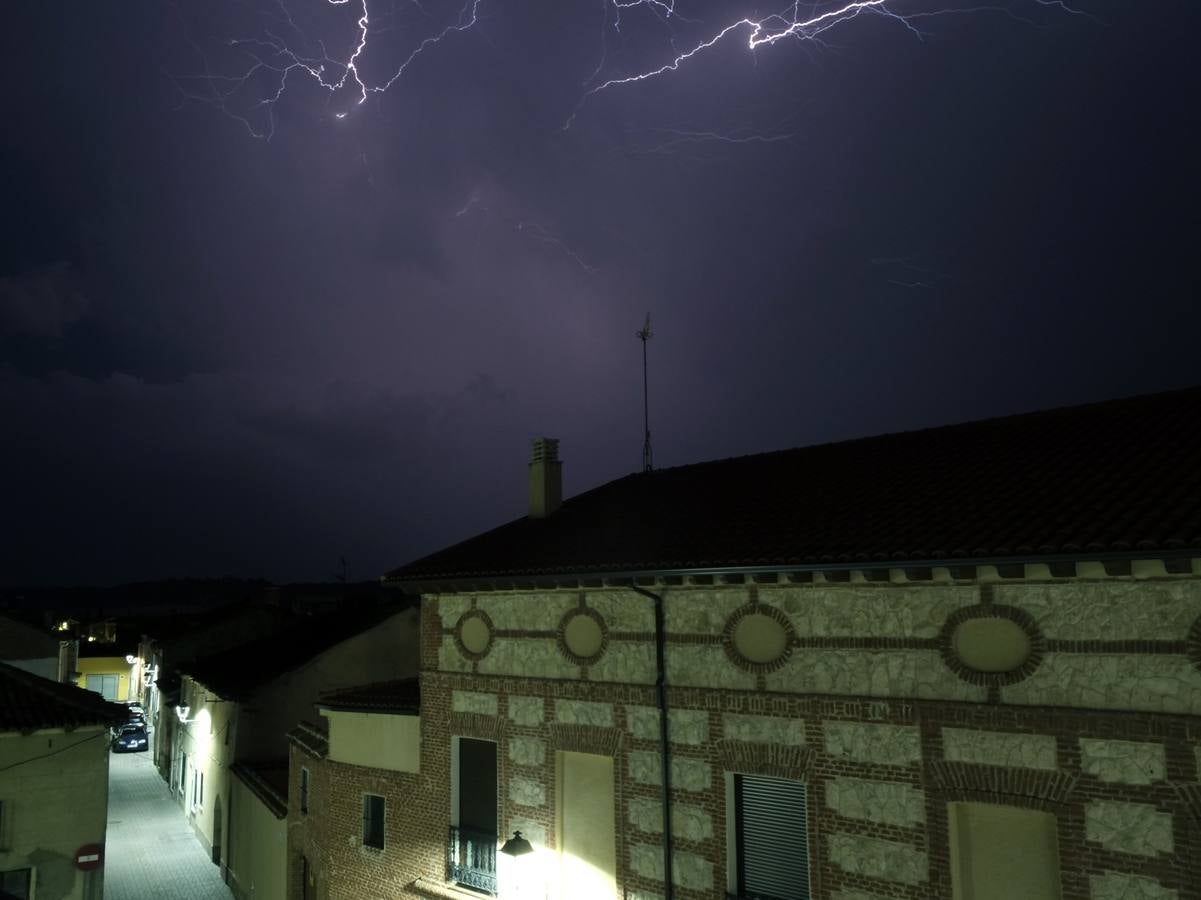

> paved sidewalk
[105,752,235,900]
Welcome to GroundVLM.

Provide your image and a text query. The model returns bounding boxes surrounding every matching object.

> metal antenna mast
[637,313,654,472]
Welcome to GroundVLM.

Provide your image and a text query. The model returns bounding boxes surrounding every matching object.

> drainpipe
[631,584,673,900]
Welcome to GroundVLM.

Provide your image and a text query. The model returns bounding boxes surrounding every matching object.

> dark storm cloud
[0,264,89,338]
[2,0,1199,586]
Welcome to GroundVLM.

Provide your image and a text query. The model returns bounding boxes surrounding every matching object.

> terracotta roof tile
[318,678,420,714]
[387,387,1201,582]
[0,661,128,732]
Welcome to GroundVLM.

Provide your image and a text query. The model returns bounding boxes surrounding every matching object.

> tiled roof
[318,678,420,715]
[0,661,128,733]
[231,760,289,818]
[288,720,329,759]
[386,387,1201,584]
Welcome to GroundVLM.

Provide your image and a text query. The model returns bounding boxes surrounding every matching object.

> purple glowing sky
[2,0,1198,586]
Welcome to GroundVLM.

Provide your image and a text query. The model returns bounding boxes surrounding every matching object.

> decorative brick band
[717,740,814,780]
[1184,613,1201,672]
[1044,639,1190,654]
[1169,781,1201,828]
[448,711,504,742]
[925,762,1078,810]
[791,636,934,650]
[937,603,1044,688]
[548,723,623,756]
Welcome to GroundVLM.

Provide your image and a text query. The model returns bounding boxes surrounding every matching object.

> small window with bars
[362,794,385,850]
[731,774,811,900]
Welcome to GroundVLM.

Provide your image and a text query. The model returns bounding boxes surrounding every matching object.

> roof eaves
[383,547,1201,594]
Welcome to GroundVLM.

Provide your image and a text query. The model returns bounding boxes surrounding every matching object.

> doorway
[212,796,223,866]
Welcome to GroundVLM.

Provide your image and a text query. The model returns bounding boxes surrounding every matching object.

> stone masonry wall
[405,671,1201,900]
[297,573,1201,900]
[430,575,1201,900]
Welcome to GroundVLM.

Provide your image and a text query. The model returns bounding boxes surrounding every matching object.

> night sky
[3,1,1198,587]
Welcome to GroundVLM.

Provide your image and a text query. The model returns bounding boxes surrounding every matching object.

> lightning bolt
[565,0,1096,128]
[172,0,484,139]
[176,0,1094,139]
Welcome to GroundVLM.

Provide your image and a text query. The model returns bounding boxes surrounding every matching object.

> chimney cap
[531,437,560,463]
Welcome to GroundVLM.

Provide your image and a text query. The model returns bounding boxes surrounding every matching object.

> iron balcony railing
[448,825,497,894]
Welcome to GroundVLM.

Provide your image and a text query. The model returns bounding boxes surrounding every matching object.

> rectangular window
[949,803,1061,900]
[300,768,310,815]
[362,794,385,850]
[728,773,811,900]
[0,868,32,900]
[0,799,8,849]
[199,771,204,808]
[449,737,498,892]
[556,751,616,898]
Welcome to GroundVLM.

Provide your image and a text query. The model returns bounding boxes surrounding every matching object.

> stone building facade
[287,390,1201,900]
[288,568,1201,900]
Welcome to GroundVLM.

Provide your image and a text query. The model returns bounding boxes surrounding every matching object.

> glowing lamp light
[125,654,137,664]
[175,705,192,723]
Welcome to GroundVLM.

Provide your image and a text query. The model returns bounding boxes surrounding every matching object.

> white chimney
[528,437,562,519]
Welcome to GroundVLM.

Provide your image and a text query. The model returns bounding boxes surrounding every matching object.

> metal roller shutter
[737,774,810,900]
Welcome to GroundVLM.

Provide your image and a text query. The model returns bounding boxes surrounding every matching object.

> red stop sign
[75,843,103,871]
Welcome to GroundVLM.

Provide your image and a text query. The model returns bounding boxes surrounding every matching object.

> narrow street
[105,751,235,900]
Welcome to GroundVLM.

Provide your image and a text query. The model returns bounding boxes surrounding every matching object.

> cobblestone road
[105,751,235,900]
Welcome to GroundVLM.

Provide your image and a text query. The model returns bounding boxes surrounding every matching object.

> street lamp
[499,831,533,858]
[498,830,539,899]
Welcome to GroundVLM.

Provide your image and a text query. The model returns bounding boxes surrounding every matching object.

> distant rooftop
[318,678,420,715]
[178,600,414,700]
[386,387,1201,586]
[0,661,127,733]
[231,760,289,818]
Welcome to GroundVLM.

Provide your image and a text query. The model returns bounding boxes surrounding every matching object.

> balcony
[448,825,497,895]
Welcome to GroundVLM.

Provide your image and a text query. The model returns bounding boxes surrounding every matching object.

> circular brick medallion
[454,609,494,661]
[558,607,608,665]
[939,604,1043,687]
[723,603,795,673]
[953,617,1031,672]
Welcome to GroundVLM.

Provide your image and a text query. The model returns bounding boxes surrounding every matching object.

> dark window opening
[363,794,385,850]
[0,868,32,900]
[449,737,498,893]
[733,774,811,900]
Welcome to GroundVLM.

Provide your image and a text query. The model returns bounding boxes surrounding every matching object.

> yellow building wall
[75,656,133,701]
[324,711,420,773]
[228,775,287,900]
[176,677,238,856]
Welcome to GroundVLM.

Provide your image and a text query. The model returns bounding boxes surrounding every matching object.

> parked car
[111,724,149,753]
